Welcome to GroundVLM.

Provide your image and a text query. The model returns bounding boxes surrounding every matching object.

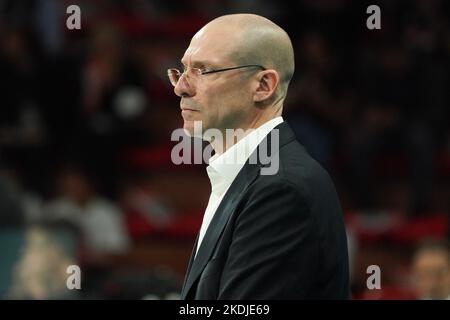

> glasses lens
[167,69,180,86]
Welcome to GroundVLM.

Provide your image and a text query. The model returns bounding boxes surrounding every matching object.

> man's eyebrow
[180,60,216,68]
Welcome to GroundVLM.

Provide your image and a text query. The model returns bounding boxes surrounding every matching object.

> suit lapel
[181,233,198,291]
[181,161,260,299]
[180,122,296,299]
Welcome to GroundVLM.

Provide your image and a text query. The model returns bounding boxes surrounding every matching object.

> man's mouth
[181,105,199,112]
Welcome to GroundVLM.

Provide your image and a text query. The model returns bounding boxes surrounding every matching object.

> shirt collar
[206,116,283,196]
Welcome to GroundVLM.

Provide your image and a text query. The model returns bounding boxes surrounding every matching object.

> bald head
[177,14,295,139]
[195,14,295,100]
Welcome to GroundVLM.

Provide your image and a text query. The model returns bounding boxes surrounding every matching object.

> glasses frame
[167,64,266,86]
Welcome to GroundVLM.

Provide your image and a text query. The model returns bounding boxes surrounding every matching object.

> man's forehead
[181,25,237,65]
[181,43,228,66]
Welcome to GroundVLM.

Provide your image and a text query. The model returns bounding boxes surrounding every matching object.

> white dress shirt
[195,116,284,256]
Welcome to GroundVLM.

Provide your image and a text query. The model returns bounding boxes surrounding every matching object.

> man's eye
[198,66,213,73]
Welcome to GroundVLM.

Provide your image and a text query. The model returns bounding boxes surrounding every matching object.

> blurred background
[0,0,449,300]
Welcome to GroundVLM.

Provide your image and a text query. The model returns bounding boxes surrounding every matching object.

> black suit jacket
[181,122,349,299]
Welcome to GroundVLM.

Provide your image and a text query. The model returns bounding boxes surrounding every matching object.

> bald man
[169,14,349,299]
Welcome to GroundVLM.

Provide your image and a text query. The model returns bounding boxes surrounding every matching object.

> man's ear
[253,70,279,103]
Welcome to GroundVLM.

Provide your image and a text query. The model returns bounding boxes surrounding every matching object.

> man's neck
[210,114,282,156]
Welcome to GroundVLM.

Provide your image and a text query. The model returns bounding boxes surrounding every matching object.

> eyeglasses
[167,64,265,87]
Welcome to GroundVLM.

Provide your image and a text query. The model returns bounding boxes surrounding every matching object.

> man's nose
[174,73,195,97]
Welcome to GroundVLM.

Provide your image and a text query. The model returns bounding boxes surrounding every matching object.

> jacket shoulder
[254,139,339,204]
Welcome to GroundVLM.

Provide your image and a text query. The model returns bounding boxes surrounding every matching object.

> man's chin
[183,120,218,141]
[183,121,202,139]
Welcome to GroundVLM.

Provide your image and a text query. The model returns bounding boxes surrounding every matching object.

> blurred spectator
[411,239,450,300]
[6,224,78,299]
[78,20,148,197]
[42,165,130,255]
